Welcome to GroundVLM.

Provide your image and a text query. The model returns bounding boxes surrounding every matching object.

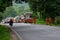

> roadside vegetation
[0,0,60,27]
[0,25,10,40]
[36,19,45,25]
[36,19,60,26]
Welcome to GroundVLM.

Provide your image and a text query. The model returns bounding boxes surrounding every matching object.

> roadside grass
[52,24,60,27]
[36,19,60,27]
[36,19,46,25]
[0,25,10,40]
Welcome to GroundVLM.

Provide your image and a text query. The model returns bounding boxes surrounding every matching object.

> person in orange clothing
[33,18,36,24]
[46,17,49,25]
[49,17,52,25]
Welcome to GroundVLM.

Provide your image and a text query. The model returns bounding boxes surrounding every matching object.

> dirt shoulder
[10,28,20,40]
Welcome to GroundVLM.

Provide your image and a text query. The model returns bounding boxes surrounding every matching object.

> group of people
[9,17,52,26]
[46,17,52,25]
[8,17,52,26]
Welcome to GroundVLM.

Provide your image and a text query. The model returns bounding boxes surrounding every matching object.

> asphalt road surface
[3,23,60,40]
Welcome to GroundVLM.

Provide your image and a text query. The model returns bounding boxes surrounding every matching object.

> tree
[0,0,60,20]
[0,12,4,21]
[0,0,12,12]
[20,0,60,20]
[4,6,17,18]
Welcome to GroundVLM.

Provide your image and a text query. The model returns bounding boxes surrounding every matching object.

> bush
[0,25,10,40]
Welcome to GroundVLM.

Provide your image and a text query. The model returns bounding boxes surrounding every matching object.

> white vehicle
[2,17,14,23]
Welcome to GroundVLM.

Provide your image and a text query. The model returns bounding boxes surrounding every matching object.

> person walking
[49,17,52,25]
[46,17,49,25]
[9,19,13,26]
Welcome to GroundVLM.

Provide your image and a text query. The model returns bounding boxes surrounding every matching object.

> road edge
[8,26,23,40]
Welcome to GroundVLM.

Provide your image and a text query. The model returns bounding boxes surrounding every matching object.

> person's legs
[9,23,13,26]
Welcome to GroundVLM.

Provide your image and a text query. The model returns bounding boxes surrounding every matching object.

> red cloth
[46,18,49,25]
[28,18,33,23]
[25,18,33,23]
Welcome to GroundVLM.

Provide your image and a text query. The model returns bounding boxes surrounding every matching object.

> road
[3,23,60,40]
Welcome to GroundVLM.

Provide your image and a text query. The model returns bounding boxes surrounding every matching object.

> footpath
[5,25,20,40]
[10,29,19,40]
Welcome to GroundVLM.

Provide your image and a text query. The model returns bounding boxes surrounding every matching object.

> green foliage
[0,25,10,40]
[36,19,46,24]
[0,0,12,12]
[3,6,17,18]
[0,0,60,21]
[0,12,4,21]
[31,13,37,18]
[21,0,60,20]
